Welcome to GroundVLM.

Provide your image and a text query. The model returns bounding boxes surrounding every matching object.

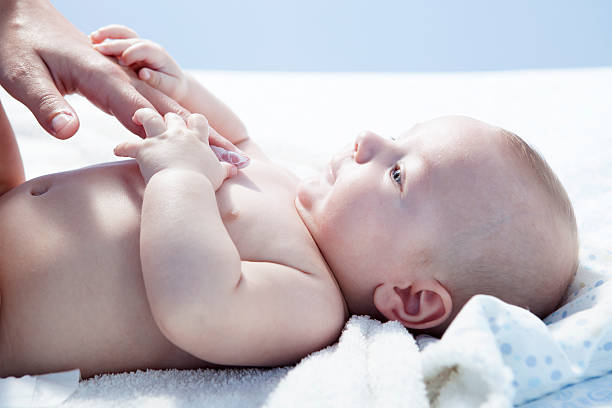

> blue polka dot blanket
[417,245,612,407]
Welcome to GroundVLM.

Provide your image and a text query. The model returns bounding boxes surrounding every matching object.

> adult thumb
[4,63,79,139]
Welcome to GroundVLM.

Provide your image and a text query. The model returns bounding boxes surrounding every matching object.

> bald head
[427,121,578,330]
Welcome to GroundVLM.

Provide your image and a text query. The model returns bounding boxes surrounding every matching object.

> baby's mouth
[326,163,336,184]
[329,149,354,182]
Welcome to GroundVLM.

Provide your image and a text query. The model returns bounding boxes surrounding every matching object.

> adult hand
[0,0,189,139]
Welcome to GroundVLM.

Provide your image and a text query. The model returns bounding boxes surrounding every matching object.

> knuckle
[175,106,190,119]
[37,92,59,111]
[142,40,164,53]
[141,40,158,50]
[171,128,188,138]
[2,60,38,85]
[191,113,206,121]
[137,107,155,117]
[129,41,147,53]
[91,60,125,81]
[143,137,157,147]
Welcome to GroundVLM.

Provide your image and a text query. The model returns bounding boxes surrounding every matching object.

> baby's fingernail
[232,153,250,169]
[89,30,99,39]
[140,69,150,80]
[118,59,127,66]
[228,152,241,164]
[51,112,73,135]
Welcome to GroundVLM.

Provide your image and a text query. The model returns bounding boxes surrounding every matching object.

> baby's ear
[373,280,452,330]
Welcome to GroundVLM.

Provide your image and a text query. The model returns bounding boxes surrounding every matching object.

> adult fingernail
[51,112,73,135]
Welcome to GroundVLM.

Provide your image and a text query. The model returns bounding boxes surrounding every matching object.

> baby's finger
[92,38,139,57]
[139,68,176,96]
[113,141,140,158]
[133,108,166,137]
[208,127,251,168]
[90,24,139,43]
[121,41,166,69]
[164,112,186,129]
[211,146,250,169]
[187,114,209,141]
[221,161,239,180]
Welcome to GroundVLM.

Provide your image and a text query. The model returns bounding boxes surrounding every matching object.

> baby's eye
[390,164,402,188]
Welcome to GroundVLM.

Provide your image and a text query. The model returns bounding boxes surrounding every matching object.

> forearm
[0,100,25,193]
[180,74,249,145]
[140,168,241,334]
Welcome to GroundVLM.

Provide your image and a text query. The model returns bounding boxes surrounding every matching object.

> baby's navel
[30,179,51,196]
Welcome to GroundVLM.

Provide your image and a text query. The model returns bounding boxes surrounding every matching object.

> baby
[0,25,578,379]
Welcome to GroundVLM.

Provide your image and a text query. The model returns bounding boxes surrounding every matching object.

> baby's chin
[295,168,333,211]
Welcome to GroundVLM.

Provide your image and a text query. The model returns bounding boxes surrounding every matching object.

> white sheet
[1,67,611,407]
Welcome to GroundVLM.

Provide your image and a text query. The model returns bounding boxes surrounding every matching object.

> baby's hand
[90,25,188,102]
[114,108,237,188]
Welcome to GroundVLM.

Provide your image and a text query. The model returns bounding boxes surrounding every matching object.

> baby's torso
[0,158,339,378]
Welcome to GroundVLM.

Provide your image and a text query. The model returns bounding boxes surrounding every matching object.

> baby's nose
[354,131,385,163]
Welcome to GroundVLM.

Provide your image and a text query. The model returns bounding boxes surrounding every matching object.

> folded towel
[264,316,427,407]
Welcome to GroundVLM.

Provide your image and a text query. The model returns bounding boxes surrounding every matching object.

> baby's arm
[115,108,345,366]
[91,25,248,146]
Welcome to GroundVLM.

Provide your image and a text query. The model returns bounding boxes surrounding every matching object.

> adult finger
[98,75,156,138]
[138,68,175,95]
[133,108,166,136]
[132,79,191,121]
[90,24,139,43]
[1,57,79,139]
[79,64,188,138]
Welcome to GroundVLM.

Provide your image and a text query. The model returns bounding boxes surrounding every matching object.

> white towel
[264,316,427,408]
[0,370,80,408]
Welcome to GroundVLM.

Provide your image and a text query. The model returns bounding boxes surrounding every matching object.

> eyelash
[390,164,402,191]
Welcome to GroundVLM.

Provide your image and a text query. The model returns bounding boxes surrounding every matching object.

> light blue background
[52,0,612,72]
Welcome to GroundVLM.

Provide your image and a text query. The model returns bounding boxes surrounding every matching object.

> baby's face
[295,115,519,315]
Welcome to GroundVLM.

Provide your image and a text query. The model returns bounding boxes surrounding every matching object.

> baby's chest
[215,161,315,266]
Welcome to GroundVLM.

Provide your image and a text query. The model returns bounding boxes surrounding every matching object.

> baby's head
[296,115,578,336]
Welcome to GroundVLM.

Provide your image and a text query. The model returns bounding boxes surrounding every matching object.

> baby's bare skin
[0,151,347,378]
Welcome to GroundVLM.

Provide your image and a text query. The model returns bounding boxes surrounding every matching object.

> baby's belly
[0,161,210,378]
